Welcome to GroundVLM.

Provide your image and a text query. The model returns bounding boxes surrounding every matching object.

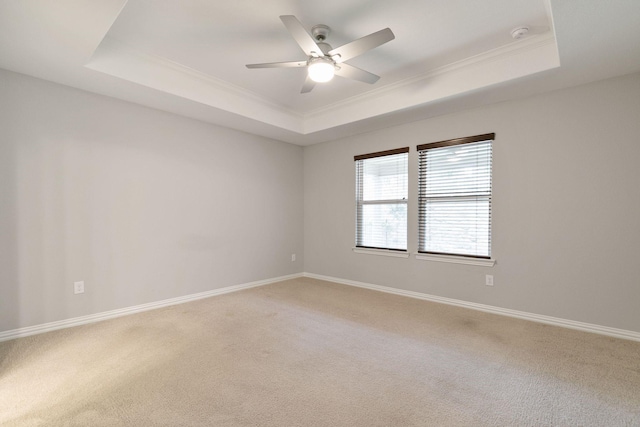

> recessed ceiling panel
[11,1,640,145]
[105,0,552,112]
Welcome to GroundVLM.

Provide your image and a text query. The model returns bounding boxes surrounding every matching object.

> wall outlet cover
[74,281,85,294]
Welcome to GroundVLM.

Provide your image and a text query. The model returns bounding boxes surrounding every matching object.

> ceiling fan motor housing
[311,24,331,42]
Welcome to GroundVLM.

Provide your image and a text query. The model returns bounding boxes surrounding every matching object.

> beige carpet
[1,277,639,426]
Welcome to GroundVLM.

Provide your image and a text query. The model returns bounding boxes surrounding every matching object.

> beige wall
[304,72,640,333]
[0,69,304,331]
[2,68,639,335]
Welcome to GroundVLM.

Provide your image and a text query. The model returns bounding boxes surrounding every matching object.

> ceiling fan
[246,15,395,93]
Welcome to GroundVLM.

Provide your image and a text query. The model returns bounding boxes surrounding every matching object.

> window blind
[418,134,493,258]
[355,147,409,251]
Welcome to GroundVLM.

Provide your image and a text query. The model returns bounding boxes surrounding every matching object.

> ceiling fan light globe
[308,60,335,83]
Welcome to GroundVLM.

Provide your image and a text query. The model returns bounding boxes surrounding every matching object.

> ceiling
[1,1,639,145]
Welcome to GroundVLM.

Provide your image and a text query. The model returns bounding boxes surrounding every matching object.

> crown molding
[86,32,559,137]
[86,36,305,133]
[307,32,557,118]
[303,32,560,133]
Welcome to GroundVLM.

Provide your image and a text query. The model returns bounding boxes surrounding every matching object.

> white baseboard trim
[0,273,303,343]
[303,272,640,342]
[5,272,639,343]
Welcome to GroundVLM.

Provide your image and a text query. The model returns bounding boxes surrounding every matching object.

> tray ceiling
[1,1,639,145]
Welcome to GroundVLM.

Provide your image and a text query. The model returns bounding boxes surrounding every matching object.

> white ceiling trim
[3,0,640,145]
[304,33,560,133]
[306,33,558,118]
[86,36,305,133]
[87,32,559,137]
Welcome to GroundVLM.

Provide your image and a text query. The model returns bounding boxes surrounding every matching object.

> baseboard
[0,273,304,343]
[5,272,639,343]
[303,272,640,342]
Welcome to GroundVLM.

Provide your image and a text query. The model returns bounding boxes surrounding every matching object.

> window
[355,147,409,251]
[417,134,493,259]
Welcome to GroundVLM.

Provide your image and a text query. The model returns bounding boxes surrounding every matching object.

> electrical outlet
[74,281,85,294]
[485,275,494,286]
[291,254,296,262]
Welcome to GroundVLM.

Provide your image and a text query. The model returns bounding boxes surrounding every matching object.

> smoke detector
[511,26,530,40]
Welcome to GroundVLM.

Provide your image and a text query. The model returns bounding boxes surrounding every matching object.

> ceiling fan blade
[335,63,380,84]
[328,28,395,63]
[301,75,316,94]
[280,15,324,57]
[246,60,307,69]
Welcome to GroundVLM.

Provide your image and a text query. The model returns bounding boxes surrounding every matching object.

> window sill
[414,253,496,267]
[353,248,410,258]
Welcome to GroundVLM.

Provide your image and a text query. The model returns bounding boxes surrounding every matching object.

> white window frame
[416,134,494,262]
[355,147,409,253]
